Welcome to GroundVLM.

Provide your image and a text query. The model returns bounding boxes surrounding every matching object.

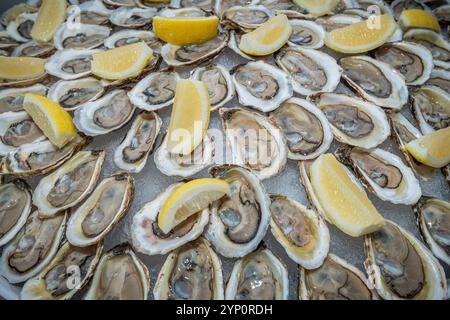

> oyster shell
[434,4,450,24]
[114,111,162,173]
[205,165,271,258]
[425,67,450,92]
[214,0,260,17]
[0,84,46,114]
[315,14,361,32]
[45,49,102,80]
[104,29,161,53]
[47,77,105,111]
[67,0,112,25]
[232,61,293,112]
[158,7,208,18]
[222,5,274,32]
[153,238,224,300]
[7,12,36,42]
[410,85,449,134]
[269,195,329,269]
[53,23,110,50]
[191,64,235,111]
[74,89,135,136]
[268,98,333,160]
[0,135,91,177]
[170,0,213,11]
[0,179,32,247]
[161,32,228,67]
[414,197,450,265]
[309,93,390,149]
[260,0,310,18]
[0,111,45,155]
[0,3,37,27]
[0,31,20,50]
[131,183,209,255]
[33,150,105,217]
[364,220,447,300]
[109,7,157,27]
[0,210,67,284]
[228,30,257,60]
[128,70,180,111]
[339,55,408,110]
[84,244,150,300]
[219,107,287,180]
[336,145,422,205]
[299,254,374,300]
[275,47,341,96]
[374,41,434,86]
[11,40,55,58]
[66,172,134,247]
[103,0,142,7]
[404,29,450,69]
[154,133,214,178]
[391,0,429,18]
[288,19,325,49]
[21,242,103,300]
[226,246,288,300]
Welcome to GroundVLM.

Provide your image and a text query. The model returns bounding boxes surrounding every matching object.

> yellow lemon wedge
[399,9,441,32]
[153,15,219,46]
[0,57,46,81]
[158,178,230,234]
[239,14,292,56]
[324,14,397,54]
[167,79,210,155]
[310,154,385,237]
[31,0,67,43]
[23,94,77,148]
[405,127,450,168]
[91,42,153,80]
[293,0,340,17]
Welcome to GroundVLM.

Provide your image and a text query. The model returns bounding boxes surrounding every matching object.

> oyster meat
[53,23,110,50]
[288,19,325,49]
[7,12,36,42]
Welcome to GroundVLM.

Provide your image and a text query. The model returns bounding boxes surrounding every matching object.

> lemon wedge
[324,14,397,54]
[310,154,385,237]
[239,14,292,56]
[405,127,450,168]
[293,0,340,17]
[0,57,46,81]
[167,79,210,155]
[399,9,441,32]
[91,42,153,80]
[158,178,230,233]
[23,94,77,148]
[153,15,219,46]
[31,0,67,43]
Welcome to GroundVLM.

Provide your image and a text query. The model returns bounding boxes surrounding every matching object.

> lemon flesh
[405,127,450,168]
[166,79,210,156]
[23,94,77,148]
[0,57,46,81]
[310,154,385,237]
[399,9,441,32]
[324,14,397,54]
[31,0,67,43]
[153,16,219,46]
[293,0,340,17]
[91,42,153,80]
[158,178,230,234]
[239,14,292,56]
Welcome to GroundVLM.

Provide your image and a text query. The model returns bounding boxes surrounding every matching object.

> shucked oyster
[0,84,46,114]
[214,0,260,17]
[226,247,288,300]
[11,40,55,58]
[414,197,450,265]
[309,93,390,149]
[170,0,213,11]
[0,179,32,247]
[336,146,422,205]
[153,238,224,300]
[0,210,66,284]
[6,12,36,42]
[114,111,162,173]
[275,47,341,96]
[104,29,161,52]
[66,172,134,247]
[74,90,135,136]
[21,242,103,300]
[364,220,447,300]
[222,5,274,32]
[219,107,287,180]
[84,244,150,300]
[67,0,112,25]
[374,41,434,86]
[161,33,228,67]
[128,70,180,111]
[288,19,325,49]
[268,98,333,160]
[33,150,105,217]
[232,61,293,112]
[53,23,110,50]
[45,49,102,80]
[205,165,271,258]
[269,195,329,269]
[425,68,450,92]
[410,85,449,134]
[299,254,374,300]
[109,7,157,27]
